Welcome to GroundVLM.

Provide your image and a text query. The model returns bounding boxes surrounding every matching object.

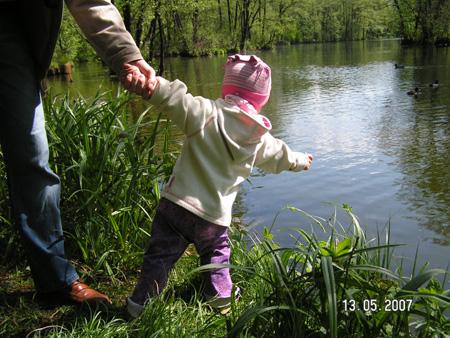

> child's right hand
[303,153,313,170]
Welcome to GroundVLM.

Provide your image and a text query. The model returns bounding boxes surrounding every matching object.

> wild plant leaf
[401,269,446,291]
[321,256,337,338]
[263,227,273,241]
[320,246,334,257]
[398,290,450,305]
[335,237,352,255]
[286,206,327,232]
[95,249,117,270]
[348,264,402,281]
[229,305,307,338]
[338,243,404,258]
[189,263,255,275]
[343,206,365,243]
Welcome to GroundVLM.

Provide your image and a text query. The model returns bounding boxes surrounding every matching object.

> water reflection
[378,48,450,245]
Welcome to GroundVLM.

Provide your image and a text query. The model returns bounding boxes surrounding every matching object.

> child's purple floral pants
[130,198,232,305]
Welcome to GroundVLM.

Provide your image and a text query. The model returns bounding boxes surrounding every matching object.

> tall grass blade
[411,241,420,278]
[400,269,447,291]
[229,305,304,338]
[189,263,255,275]
[349,264,402,281]
[321,256,337,338]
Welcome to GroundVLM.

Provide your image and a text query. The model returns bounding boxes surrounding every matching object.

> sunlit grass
[44,92,175,278]
[23,207,450,337]
[224,206,450,337]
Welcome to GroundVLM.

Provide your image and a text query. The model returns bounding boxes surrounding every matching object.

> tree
[393,0,450,44]
[55,0,405,66]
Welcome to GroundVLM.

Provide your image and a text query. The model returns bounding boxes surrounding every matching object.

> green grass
[0,93,448,337]
[44,92,176,277]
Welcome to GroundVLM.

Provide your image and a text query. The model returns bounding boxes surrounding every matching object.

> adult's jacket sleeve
[66,0,142,74]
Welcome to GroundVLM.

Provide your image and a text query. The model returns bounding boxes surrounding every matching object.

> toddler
[126,54,313,317]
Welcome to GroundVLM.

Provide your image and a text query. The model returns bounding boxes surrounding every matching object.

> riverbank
[0,93,448,337]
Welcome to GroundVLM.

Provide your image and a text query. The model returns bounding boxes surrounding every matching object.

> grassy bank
[0,93,449,337]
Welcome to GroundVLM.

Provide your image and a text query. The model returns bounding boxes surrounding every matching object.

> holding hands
[120,59,156,99]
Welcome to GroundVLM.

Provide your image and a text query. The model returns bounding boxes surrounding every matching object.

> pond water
[48,40,449,272]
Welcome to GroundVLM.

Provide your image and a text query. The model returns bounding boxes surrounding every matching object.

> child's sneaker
[205,287,240,314]
[126,297,144,318]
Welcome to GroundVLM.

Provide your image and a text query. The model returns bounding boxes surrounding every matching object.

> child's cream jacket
[149,77,309,227]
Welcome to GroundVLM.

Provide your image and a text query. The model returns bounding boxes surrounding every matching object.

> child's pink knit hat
[221,54,271,112]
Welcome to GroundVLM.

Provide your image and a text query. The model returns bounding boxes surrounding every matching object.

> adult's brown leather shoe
[68,280,112,304]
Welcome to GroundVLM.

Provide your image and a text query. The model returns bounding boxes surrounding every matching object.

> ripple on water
[245,44,450,271]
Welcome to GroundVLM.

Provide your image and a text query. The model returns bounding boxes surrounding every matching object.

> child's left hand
[303,153,313,170]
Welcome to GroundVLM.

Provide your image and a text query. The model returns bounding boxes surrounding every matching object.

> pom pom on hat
[222,54,271,112]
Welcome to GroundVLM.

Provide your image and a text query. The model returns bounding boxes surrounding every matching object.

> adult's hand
[120,59,156,99]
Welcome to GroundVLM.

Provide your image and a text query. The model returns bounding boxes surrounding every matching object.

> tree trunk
[192,2,200,45]
[217,0,223,26]
[146,18,157,61]
[234,0,239,33]
[261,0,266,41]
[240,0,250,52]
[134,1,148,48]
[392,0,406,40]
[156,4,165,76]
[226,0,232,33]
[122,1,132,34]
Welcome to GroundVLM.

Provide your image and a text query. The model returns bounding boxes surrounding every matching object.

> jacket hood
[216,99,272,162]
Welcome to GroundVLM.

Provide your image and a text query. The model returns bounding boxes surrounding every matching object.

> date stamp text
[343,298,413,312]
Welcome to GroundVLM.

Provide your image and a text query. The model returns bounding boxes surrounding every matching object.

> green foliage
[224,206,449,337]
[44,92,175,278]
[52,7,97,66]
[56,0,399,66]
[0,150,24,267]
[392,0,450,44]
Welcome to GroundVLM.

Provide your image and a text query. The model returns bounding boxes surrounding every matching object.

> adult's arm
[66,0,141,74]
[66,0,154,94]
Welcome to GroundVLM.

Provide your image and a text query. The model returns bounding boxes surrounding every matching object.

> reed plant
[223,206,449,337]
[44,92,175,279]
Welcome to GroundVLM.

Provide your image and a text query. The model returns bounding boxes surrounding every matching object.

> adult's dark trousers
[0,4,78,292]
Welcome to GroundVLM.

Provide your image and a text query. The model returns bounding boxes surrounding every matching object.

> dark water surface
[49,40,449,272]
